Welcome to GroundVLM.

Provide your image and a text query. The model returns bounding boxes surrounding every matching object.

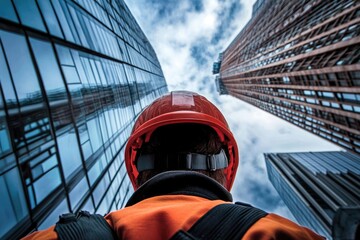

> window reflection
[86,118,103,153]
[62,66,81,84]
[0,43,17,105]
[30,38,74,131]
[52,0,75,42]
[67,84,86,126]
[57,131,82,180]
[0,167,28,239]
[56,45,74,66]
[88,154,107,185]
[68,5,89,48]
[37,0,63,38]
[33,167,61,203]
[20,143,59,209]
[0,93,11,157]
[81,57,96,85]
[10,111,51,155]
[82,196,95,213]
[93,173,109,206]
[31,155,57,179]
[69,177,88,209]
[0,125,11,157]
[13,0,46,32]
[71,50,87,82]
[0,30,42,103]
[30,38,66,96]
[58,0,80,44]
[0,0,18,23]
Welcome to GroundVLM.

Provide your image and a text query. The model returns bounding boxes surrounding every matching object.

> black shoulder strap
[171,202,268,240]
[54,211,117,240]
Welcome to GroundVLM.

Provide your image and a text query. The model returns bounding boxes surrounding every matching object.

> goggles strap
[136,149,228,172]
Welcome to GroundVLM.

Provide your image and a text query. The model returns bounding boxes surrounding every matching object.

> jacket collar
[126,171,233,207]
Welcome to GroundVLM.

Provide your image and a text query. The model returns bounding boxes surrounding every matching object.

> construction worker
[23,91,324,240]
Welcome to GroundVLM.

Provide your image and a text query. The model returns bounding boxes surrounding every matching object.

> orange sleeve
[243,213,325,240]
[21,226,58,240]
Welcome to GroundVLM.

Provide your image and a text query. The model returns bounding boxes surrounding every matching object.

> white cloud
[127,0,251,91]
[125,0,342,220]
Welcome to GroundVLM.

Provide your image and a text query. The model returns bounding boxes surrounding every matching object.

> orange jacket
[22,172,324,240]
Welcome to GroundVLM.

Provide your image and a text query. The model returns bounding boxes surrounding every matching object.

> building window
[0,167,29,238]
[13,0,46,32]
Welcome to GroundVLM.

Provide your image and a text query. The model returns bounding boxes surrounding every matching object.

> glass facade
[265,151,360,240]
[0,0,167,239]
[216,0,360,155]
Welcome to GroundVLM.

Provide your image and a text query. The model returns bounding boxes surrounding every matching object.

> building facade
[265,151,360,239]
[216,0,360,155]
[0,0,167,239]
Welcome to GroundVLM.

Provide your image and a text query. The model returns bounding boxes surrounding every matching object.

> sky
[125,0,342,220]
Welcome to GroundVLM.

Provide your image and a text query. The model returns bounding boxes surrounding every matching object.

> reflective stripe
[172,91,195,107]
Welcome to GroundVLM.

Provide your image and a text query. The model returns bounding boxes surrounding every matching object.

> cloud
[125,0,342,221]
[126,0,249,91]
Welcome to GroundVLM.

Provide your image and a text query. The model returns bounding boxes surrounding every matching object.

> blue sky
[125,0,342,220]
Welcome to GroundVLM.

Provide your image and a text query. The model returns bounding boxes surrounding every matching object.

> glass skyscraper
[265,151,360,240]
[215,0,360,155]
[0,0,167,239]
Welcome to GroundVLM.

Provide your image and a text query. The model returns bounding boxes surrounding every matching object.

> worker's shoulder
[21,226,58,240]
[243,213,325,240]
[105,194,227,220]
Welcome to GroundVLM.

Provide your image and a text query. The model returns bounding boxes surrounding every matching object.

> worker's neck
[126,171,233,207]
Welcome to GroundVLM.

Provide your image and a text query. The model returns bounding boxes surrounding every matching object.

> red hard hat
[124,91,239,191]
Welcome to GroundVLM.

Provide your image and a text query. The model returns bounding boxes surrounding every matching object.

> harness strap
[137,149,228,172]
[54,211,116,240]
[170,202,268,240]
